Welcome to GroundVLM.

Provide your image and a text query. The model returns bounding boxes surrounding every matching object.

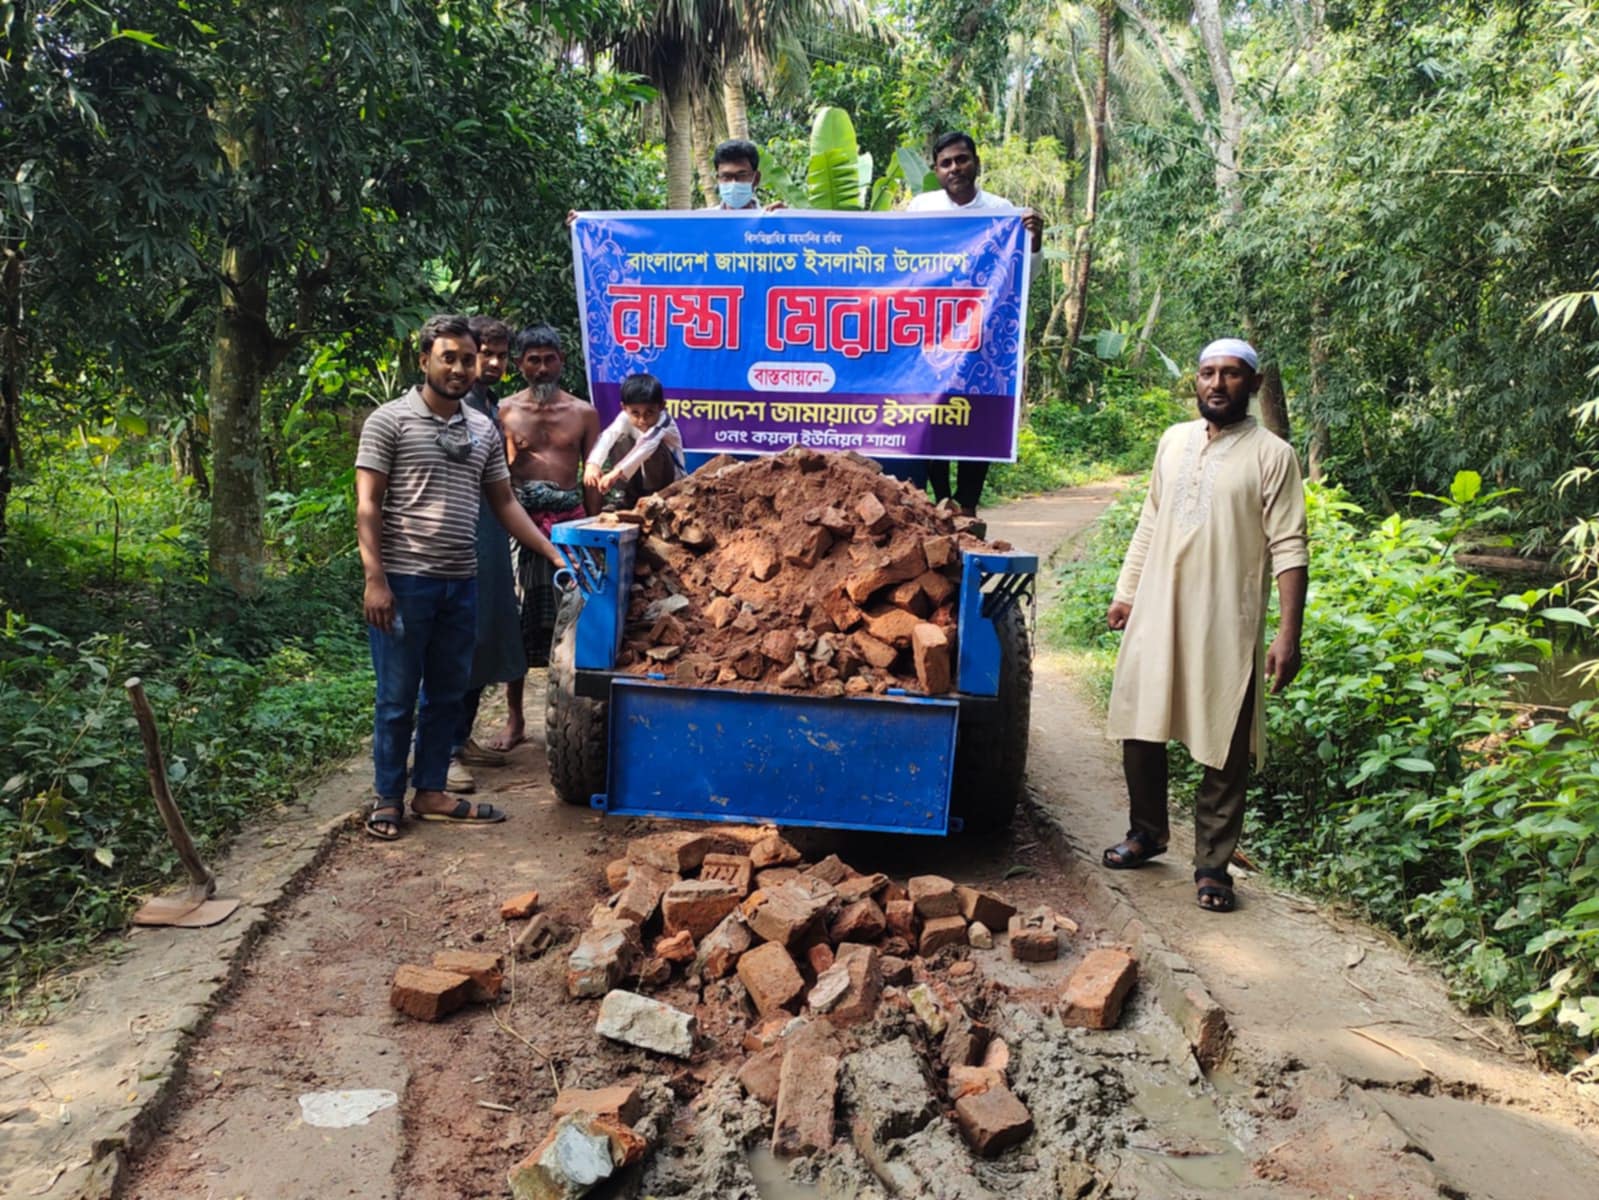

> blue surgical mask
[718,180,755,209]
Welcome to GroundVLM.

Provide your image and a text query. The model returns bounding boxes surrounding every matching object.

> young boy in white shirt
[584,373,686,508]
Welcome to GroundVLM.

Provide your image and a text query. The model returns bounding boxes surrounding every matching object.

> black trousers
[1122,676,1255,872]
[928,460,990,511]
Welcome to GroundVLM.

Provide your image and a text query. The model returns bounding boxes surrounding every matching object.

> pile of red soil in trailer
[598,448,1007,696]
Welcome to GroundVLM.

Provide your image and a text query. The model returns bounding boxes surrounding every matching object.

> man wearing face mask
[1099,338,1308,915]
[671,139,786,473]
[709,139,786,211]
[354,314,566,841]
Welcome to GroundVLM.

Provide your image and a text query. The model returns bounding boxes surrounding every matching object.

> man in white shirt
[907,131,1045,250]
[906,132,1044,514]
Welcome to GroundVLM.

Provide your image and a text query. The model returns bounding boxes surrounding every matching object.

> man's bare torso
[500,389,598,490]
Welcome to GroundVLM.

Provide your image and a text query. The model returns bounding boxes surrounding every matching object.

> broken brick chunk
[661,879,742,941]
[908,875,960,919]
[911,623,952,695]
[391,965,473,1022]
[773,1047,840,1156]
[431,951,504,1003]
[552,1083,643,1125]
[919,914,969,956]
[500,890,540,920]
[738,942,807,1017]
[1060,948,1138,1030]
[955,1085,1033,1156]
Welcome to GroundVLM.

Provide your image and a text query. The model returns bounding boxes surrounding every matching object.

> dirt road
[11,484,1597,1199]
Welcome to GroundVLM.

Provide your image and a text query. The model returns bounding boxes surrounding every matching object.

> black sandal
[411,799,507,824]
[1195,868,1236,913]
[365,798,404,841]
[1102,830,1168,869]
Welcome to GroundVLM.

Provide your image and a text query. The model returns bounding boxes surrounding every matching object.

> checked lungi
[514,480,586,667]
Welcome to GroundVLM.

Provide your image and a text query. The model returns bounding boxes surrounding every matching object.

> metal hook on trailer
[979,571,1036,622]
[556,545,605,595]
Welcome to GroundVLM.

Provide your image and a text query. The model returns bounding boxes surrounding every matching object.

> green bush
[0,605,371,1002]
[5,447,207,585]
[1052,469,1599,1060]
[987,384,1186,500]
[1,438,374,1005]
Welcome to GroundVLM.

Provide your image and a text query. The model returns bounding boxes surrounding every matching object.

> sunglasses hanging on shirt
[434,421,476,463]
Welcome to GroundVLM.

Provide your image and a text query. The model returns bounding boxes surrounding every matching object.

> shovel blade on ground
[131,894,242,928]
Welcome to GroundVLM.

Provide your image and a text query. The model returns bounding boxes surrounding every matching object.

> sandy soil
[114,482,1599,1200]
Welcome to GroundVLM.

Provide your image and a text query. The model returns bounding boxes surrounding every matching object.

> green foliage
[988,382,1186,500]
[805,107,872,209]
[0,426,372,1002]
[1101,0,1599,539]
[1260,478,1599,1058]
[762,105,931,212]
[0,0,648,559]
[0,610,370,1001]
[1052,468,1599,1060]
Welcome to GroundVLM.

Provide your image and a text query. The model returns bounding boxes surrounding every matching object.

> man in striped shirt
[354,314,567,840]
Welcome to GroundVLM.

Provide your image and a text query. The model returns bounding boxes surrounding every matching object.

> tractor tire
[544,588,609,807]
[950,600,1033,834]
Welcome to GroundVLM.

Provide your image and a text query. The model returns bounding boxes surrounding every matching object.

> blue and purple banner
[571,211,1031,462]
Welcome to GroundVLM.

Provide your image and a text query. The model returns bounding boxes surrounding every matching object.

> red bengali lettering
[608,285,672,352]
[667,285,744,350]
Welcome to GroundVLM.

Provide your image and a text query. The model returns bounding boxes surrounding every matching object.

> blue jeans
[452,687,483,757]
[369,573,478,800]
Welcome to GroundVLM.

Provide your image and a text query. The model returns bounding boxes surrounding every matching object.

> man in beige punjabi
[1101,338,1308,913]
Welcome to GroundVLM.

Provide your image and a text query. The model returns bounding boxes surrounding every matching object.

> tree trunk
[1119,1,1208,130]
[692,92,719,210]
[206,101,271,595]
[1306,298,1330,480]
[1192,0,1242,213]
[723,71,749,140]
[662,75,695,210]
[0,245,21,551]
[1129,283,1162,370]
[1254,361,1290,443]
[207,240,270,595]
[1307,418,1331,481]
[1061,9,1111,372]
[174,410,211,499]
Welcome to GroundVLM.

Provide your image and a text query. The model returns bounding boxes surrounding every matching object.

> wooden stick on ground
[124,676,214,900]
[1347,1025,1435,1077]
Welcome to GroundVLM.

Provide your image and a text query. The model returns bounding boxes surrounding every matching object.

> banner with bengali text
[571,210,1031,461]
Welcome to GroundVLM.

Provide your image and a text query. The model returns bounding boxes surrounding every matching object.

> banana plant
[763,106,936,211]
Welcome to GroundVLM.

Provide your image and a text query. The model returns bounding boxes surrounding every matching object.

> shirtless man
[487,324,600,749]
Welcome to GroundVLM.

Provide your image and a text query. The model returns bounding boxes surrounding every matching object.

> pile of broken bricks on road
[389,826,1139,1199]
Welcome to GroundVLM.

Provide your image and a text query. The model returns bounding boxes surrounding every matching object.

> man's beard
[430,370,471,398]
[530,381,558,404]
[1197,395,1250,426]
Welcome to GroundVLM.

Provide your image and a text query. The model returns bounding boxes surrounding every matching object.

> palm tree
[994,1,1164,367]
[610,0,864,209]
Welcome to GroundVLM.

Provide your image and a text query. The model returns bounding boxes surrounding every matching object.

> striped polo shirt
[355,387,510,578]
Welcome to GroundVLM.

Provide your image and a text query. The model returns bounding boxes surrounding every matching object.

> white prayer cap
[1198,338,1259,371]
